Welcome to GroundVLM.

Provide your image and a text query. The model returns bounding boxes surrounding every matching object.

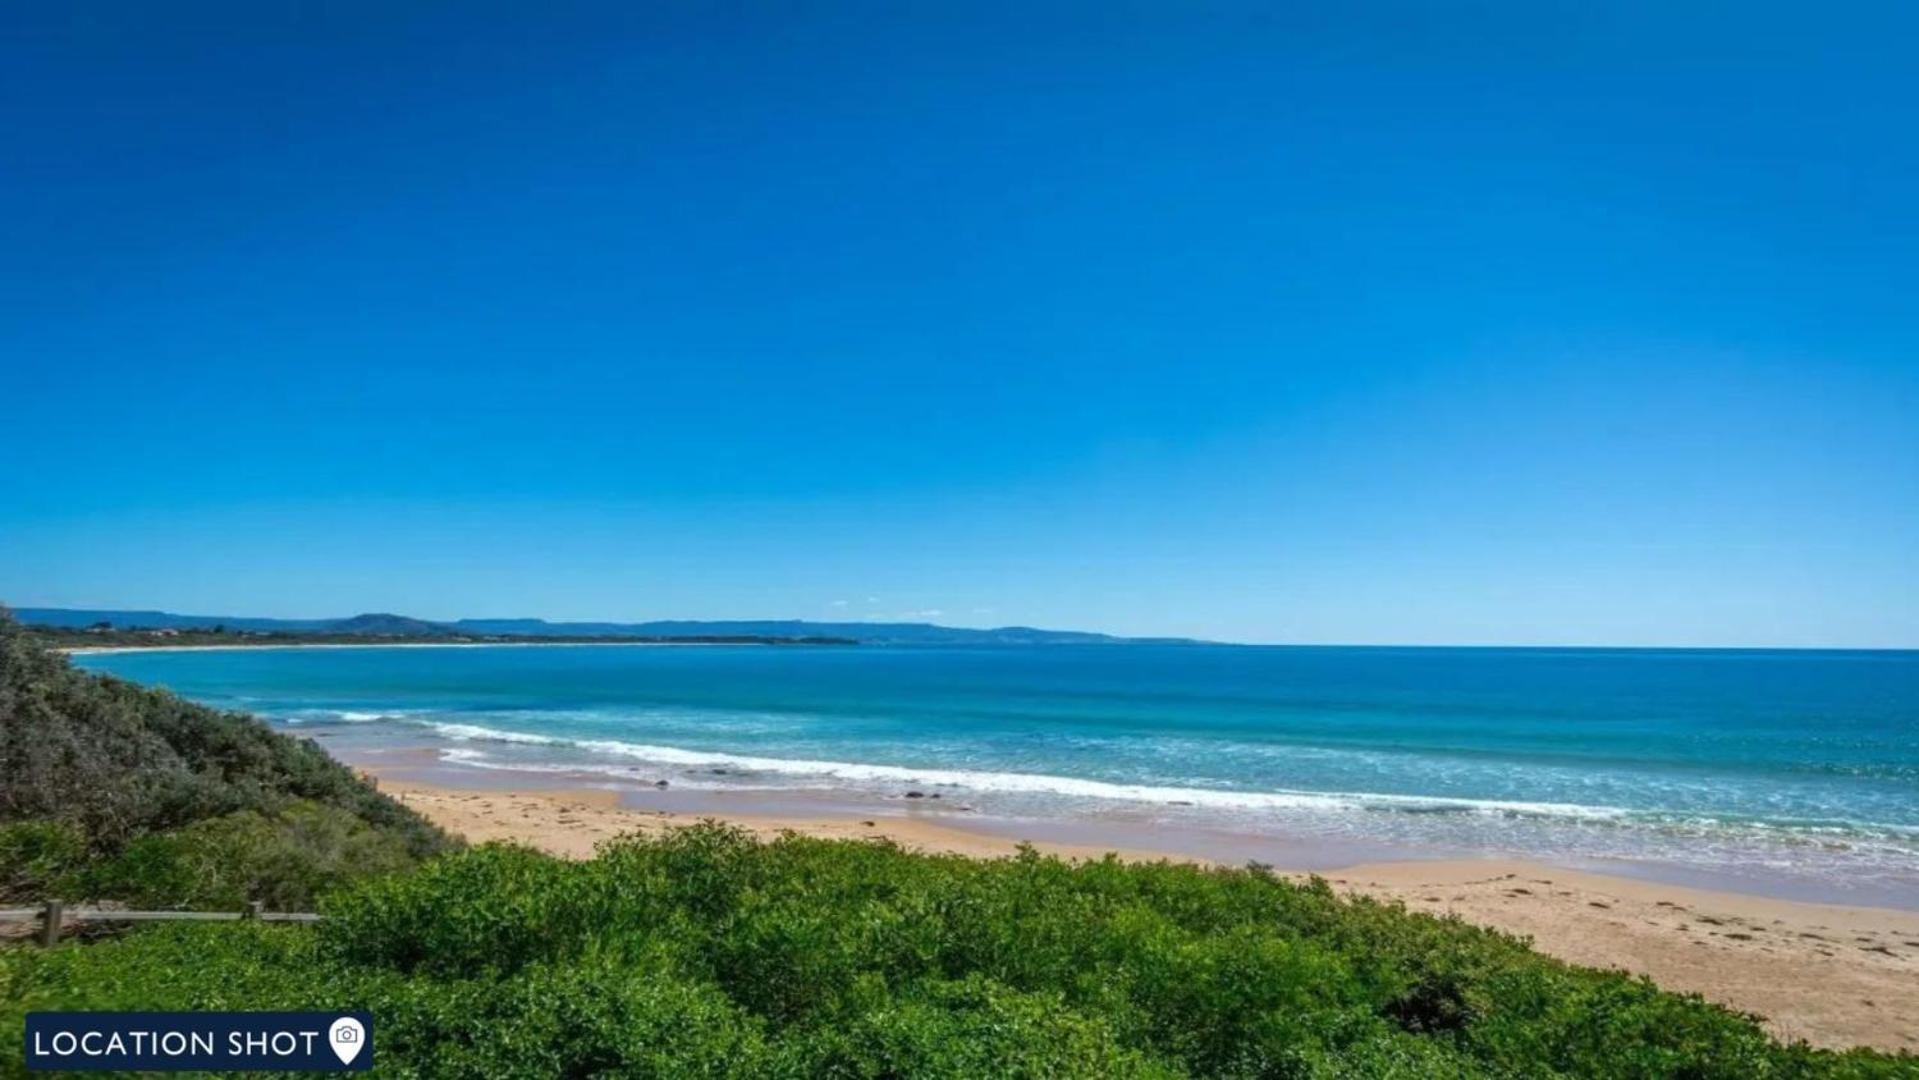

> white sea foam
[280,707,421,724]
[420,720,1631,822]
[431,722,569,744]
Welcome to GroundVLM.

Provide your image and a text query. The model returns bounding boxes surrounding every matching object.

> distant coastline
[59,639,829,655]
[26,619,857,653]
[12,605,1195,647]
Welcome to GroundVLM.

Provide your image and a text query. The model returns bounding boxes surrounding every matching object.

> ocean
[74,643,1919,906]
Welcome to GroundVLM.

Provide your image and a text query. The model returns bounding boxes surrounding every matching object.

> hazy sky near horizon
[3,3,1916,646]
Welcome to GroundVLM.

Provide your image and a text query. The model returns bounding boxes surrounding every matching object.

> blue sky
[3,3,1915,646]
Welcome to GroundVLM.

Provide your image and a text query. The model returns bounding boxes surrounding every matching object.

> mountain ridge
[10,607,1198,646]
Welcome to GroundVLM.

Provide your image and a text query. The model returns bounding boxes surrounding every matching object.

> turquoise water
[76,644,1919,903]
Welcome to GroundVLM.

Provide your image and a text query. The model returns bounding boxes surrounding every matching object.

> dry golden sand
[375,777,1919,1053]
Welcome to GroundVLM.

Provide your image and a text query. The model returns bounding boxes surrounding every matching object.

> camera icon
[327,1017,368,1065]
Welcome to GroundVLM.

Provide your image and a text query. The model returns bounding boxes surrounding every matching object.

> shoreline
[324,739,1919,912]
[364,766,1919,1053]
[69,645,1917,914]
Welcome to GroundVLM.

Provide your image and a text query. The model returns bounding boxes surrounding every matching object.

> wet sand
[368,769,1919,1053]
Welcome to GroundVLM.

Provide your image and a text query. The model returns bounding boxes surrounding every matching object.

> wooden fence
[0,902,322,946]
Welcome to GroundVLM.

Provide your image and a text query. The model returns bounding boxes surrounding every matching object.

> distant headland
[12,607,1200,648]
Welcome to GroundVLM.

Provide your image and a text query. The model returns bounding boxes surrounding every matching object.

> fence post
[245,901,264,921]
[40,900,63,947]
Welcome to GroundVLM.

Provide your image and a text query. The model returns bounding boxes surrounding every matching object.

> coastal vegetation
[5,827,1914,1077]
[1,612,1913,1077]
[0,609,455,908]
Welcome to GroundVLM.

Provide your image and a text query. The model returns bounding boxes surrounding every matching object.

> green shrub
[0,820,88,900]
[774,975,1179,1078]
[0,610,452,861]
[0,610,455,907]
[81,800,417,910]
[0,925,765,1078]
[3,827,1915,1078]
[321,841,594,977]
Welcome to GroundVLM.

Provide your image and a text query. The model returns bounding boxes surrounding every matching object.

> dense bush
[0,820,88,900]
[79,799,421,910]
[4,827,1912,1078]
[0,608,454,906]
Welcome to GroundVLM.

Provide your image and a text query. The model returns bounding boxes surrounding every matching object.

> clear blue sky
[3,3,1915,646]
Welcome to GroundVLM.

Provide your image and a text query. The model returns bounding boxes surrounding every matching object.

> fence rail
[1,901,322,945]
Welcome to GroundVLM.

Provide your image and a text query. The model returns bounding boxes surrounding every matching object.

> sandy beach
[369,772,1919,1053]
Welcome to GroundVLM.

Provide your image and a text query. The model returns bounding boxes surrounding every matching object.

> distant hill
[327,612,458,637]
[13,608,1195,646]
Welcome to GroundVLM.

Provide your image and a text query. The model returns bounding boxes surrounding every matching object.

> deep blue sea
[75,644,1919,904]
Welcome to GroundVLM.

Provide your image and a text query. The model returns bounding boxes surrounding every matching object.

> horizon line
[8,602,1916,653]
